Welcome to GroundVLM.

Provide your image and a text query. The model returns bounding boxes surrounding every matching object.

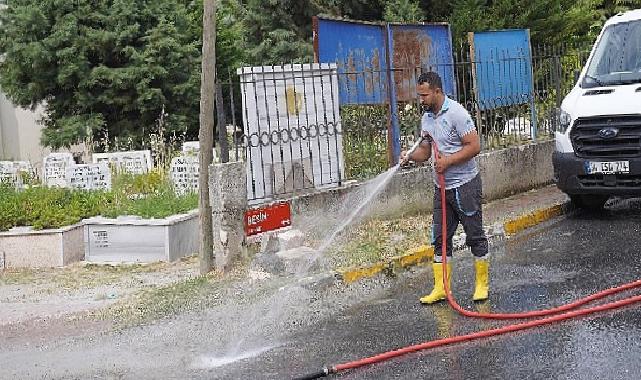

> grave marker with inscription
[0,161,18,187]
[182,141,218,161]
[170,156,199,195]
[92,150,152,175]
[66,163,112,191]
[44,153,75,188]
[0,161,36,188]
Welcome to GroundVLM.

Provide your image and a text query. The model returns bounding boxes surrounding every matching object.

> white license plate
[585,160,630,174]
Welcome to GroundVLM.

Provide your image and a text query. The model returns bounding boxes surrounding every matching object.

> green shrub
[0,186,112,231]
[101,190,198,219]
[103,169,197,219]
[0,171,198,231]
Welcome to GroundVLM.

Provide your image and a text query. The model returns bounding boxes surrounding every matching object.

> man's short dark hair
[417,71,442,91]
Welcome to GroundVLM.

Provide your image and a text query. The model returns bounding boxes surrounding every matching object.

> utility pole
[198,0,217,274]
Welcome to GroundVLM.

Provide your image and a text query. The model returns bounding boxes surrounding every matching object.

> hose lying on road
[293,139,641,380]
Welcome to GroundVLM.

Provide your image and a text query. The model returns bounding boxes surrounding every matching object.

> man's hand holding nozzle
[400,149,412,166]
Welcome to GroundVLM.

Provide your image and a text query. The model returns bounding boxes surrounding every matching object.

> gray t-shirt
[421,96,479,189]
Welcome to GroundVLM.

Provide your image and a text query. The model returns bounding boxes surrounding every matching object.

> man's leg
[420,186,459,304]
[454,175,489,301]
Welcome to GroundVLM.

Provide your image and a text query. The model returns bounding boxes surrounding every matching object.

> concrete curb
[337,201,571,284]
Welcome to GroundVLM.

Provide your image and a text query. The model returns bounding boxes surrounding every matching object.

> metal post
[216,82,229,163]
[526,30,537,141]
[467,32,484,148]
[384,23,401,167]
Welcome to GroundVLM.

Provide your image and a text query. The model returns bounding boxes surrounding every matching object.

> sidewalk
[337,184,570,283]
[0,184,570,328]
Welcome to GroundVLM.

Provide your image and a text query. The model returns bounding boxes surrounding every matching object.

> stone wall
[288,140,554,221]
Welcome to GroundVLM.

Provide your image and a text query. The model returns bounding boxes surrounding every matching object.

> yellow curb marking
[504,204,563,235]
[398,245,434,268]
[339,202,566,284]
[341,262,387,284]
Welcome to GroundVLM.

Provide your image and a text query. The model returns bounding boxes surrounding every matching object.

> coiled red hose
[294,140,641,380]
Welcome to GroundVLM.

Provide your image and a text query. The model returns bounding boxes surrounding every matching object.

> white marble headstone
[0,161,36,189]
[182,141,200,157]
[66,163,112,191]
[92,150,152,175]
[0,161,18,187]
[170,156,199,196]
[182,141,218,162]
[44,153,75,188]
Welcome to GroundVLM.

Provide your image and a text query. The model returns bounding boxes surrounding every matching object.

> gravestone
[182,141,200,157]
[66,163,112,191]
[0,161,18,187]
[92,150,152,175]
[44,153,75,187]
[170,156,199,195]
[0,161,36,188]
[182,141,218,161]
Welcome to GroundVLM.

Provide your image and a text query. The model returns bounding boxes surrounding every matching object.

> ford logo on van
[598,127,618,139]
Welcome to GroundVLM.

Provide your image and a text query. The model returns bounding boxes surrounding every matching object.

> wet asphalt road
[217,203,641,380]
[3,202,641,380]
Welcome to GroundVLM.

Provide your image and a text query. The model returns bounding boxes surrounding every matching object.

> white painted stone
[274,246,318,274]
[278,229,305,250]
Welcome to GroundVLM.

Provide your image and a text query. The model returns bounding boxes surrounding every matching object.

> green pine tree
[0,0,244,150]
[383,0,425,22]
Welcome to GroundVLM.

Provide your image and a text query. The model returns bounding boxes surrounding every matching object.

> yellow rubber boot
[473,259,489,301]
[420,262,452,304]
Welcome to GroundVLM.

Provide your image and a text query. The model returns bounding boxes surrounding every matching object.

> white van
[553,9,641,209]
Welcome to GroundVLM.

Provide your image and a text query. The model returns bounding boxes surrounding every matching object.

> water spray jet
[293,136,641,379]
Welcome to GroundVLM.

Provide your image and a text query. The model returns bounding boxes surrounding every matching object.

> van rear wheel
[570,195,608,211]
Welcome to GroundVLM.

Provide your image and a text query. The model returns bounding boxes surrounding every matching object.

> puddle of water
[193,344,279,369]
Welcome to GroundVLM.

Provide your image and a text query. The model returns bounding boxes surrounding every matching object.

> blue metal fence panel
[315,18,457,105]
[470,29,534,111]
[389,24,457,100]
[315,18,388,105]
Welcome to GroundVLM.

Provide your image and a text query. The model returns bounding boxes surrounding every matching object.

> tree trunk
[198,0,217,274]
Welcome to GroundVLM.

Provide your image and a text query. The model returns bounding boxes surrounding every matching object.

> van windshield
[582,19,641,88]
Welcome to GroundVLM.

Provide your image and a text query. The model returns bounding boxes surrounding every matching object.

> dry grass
[326,212,433,270]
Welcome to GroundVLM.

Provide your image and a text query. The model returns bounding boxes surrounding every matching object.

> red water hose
[293,140,641,380]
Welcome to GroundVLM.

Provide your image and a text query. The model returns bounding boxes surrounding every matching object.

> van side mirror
[574,70,580,83]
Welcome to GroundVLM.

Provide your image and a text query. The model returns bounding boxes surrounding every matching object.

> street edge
[337,201,572,284]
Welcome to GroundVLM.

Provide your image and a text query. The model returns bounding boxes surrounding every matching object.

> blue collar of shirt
[426,96,451,119]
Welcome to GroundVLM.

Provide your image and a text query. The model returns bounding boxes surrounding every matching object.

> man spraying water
[400,72,489,304]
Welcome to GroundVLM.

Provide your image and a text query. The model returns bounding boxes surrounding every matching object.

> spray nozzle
[400,135,428,166]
